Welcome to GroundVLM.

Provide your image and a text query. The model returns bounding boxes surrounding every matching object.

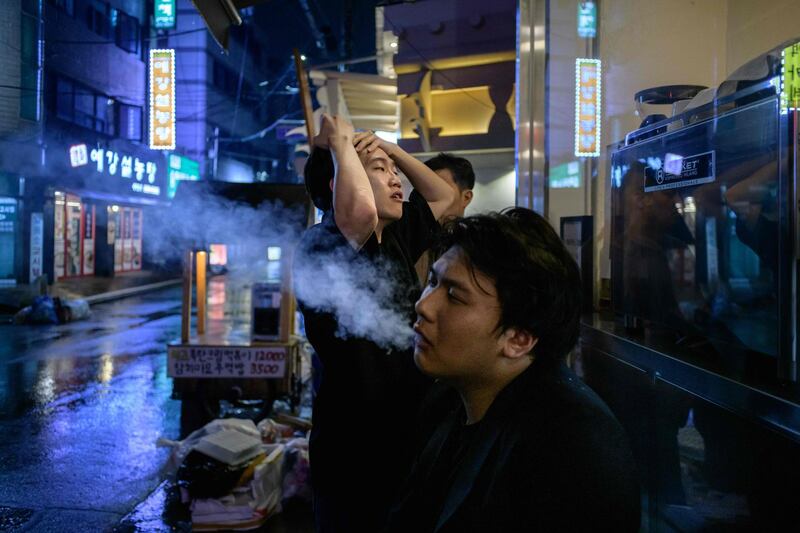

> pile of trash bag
[158,418,310,531]
[14,296,91,324]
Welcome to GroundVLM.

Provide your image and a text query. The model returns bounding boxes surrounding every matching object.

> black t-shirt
[294,191,438,530]
[412,414,485,532]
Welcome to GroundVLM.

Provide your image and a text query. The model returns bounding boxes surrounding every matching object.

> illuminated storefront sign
[149,49,176,150]
[68,145,162,196]
[781,43,800,113]
[577,2,597,38]
[70,143,89,167]
[154,0,176,29]
[0,198,17,287]
[575,58,601,158]
[167,154,200,198]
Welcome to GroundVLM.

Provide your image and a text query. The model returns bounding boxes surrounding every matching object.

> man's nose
[415,286,435,322]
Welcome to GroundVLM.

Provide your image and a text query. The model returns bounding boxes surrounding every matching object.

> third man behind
[415,153,476,283]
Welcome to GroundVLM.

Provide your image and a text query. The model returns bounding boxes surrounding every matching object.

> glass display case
[610,73,797,390]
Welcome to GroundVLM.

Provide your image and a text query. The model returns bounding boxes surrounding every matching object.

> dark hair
[435,208,581,362]
[304,147,334,211]
[425,153,475,191]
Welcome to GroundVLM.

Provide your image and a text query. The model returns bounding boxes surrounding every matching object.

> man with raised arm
[294,114,454,532]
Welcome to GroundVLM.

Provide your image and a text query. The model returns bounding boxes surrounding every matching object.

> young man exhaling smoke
[294,114,455,533]
[383,209,641,532]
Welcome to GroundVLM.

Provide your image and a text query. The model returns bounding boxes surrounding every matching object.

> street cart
[165,182,313,436]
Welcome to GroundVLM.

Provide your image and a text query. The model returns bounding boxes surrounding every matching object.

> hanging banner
[149,49,176,150]
[575,58,602,157]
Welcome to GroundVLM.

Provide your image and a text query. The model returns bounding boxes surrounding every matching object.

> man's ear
[463,189,474,207]
[501,327,538,360]
[329,178,334,192]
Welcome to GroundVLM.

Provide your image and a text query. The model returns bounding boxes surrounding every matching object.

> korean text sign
[150,49,176,150]
[575,58,601,157]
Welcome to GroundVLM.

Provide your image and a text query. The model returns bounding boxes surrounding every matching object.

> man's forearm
[331,137,378,246]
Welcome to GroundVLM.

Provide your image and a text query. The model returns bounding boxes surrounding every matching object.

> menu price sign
[167,345,289,378]
[149,49,176,150]
[574,58,601,157]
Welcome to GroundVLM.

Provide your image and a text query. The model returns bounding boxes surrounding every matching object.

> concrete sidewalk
[0,270,181,317]
[52,271,182,304]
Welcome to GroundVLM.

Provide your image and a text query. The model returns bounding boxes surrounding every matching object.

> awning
[309,70,399,133]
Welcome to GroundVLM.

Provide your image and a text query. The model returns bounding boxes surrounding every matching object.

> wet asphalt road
[0,287,184,532]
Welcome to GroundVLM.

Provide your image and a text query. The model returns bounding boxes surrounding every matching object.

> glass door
[131,208,142,270]
[121,207,132,271]
[54,192,65,279]
[112,206,122,272]
[112,206,143,273]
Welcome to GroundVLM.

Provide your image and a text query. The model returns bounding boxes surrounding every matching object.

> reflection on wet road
[0,287,183,532]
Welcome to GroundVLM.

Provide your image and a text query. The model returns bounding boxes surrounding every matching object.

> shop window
[111,206,143,273]
[54,192,96,280]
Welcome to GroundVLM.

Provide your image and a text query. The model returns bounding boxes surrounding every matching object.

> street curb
[85,279,182,305]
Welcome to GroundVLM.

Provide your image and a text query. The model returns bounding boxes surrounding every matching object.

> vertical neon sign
[575,58,601,158]
[149,49,176,150]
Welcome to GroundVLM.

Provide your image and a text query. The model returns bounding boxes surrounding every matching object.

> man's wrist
[384,142,401,158]
[328,134,353,151]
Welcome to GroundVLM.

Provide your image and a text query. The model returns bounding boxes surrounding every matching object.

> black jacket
[385,357,641,533]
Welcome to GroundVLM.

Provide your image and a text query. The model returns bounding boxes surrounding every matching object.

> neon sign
[69,145,162,196]
[154,0,176,29]
[575,58,601,158]
[149,49,176,150]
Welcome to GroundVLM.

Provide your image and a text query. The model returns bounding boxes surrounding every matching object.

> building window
[55,77,74,121]
[95,97,115,136]
[47,0,75,16]
[118,104,142,141]
[53,76,116,136]
[20,0,40,121]
[115,10,140,55]
[85,0,112,39]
